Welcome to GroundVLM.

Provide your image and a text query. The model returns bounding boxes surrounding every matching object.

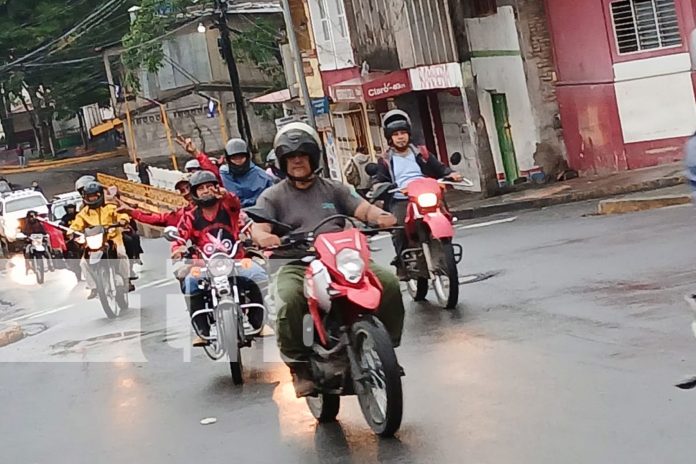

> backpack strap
[418,145,430,161]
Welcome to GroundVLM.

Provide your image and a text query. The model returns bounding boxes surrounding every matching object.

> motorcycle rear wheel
[352,316,403,437]
[307,394,340,423]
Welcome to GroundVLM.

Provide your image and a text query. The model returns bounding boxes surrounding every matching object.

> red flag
[45,222,67,252]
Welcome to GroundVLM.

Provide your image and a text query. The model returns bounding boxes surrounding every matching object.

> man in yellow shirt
[69,182,134,298]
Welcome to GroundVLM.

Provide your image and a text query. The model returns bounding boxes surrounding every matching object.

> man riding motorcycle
[250,122,405,397]
[69,181,134,298]
[22,210,54,271]
[265,149,285,181]
[176,135,274,207]
[184,159,202,173]
[373,109,462,279]
[175,170,268,347]
[59,203,78,228]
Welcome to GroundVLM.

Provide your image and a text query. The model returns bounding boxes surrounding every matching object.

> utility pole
[214,0,253,146]
[279,0,316,128]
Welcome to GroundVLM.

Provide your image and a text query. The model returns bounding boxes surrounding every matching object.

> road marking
[137,278,171,290]
[5,304,73,323]
[456,216,518,230]
[155,280,175,289]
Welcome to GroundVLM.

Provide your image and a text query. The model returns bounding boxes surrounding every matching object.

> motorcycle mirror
[450,152,462,165]
[365,163,379,177]
[243,207,292,236]
[162,226,184,243]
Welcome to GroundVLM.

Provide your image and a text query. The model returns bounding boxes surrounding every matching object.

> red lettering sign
[363,71,412,101]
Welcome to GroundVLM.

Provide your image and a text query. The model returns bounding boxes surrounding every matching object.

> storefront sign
[331,84,363,103]
[363,71,412,101]
[409,63,463,91]
[311,97,330,116]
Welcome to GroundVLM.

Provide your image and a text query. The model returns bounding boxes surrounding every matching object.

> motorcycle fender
[89,251,104,265]
[423,213,454,239]
[343,271,383,311]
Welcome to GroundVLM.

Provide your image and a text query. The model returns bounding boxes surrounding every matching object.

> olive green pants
[274,262,405,361]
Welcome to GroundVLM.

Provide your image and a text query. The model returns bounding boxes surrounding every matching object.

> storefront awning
[249,88,292,104]
[329,70,412,103]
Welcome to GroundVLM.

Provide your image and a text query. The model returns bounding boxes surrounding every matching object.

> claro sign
[363,71,411,101]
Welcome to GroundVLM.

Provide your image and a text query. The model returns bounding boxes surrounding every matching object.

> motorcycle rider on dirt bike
[176,135,274,208]
[22,210,54,271]
[69,181,134,298]
[174,170,268,347]
[250,122,405,397]
[373,109,462,279]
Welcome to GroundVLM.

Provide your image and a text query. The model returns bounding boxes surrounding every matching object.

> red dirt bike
[245,210,404,437]
[369,172,472,309]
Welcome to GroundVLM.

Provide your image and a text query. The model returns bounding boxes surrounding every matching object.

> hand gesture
[175,134,198,156]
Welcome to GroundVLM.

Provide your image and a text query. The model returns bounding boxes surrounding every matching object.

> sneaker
[87,289,98,300]
[192,336,209,347]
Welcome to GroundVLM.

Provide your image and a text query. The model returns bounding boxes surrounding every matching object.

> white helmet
[184,159,201,172]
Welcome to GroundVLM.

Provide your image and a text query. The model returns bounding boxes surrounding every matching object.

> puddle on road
[50,329,168,356]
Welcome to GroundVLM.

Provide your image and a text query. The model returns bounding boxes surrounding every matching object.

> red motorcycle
[246,211,403,437]
[370,175,472,309]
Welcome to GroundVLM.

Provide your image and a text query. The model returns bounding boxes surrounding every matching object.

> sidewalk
[0,148,128,175]
[447,163,686,219]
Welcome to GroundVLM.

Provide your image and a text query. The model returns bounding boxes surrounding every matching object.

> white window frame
[318,0,331,42]
[610,0,682,55]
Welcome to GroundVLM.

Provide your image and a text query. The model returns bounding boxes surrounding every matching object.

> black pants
[123,232,143,260]
[389,199,409,266]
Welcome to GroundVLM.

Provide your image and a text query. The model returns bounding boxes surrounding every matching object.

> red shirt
[177,192,243,257]
[131,205,193,228]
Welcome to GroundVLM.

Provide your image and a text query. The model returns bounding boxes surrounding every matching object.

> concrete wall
[438,91,482,191]
[130,93,276,160]
[465,6,540,174]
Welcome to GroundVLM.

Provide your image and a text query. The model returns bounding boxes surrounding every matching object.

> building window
[335,0,348,38]
[318,0,331,41]
[610,0,682,54]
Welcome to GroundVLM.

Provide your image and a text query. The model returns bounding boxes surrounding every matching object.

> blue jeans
[182,261,268,295]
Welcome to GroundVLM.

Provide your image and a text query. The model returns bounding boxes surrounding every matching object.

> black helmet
[26,210,38,222]
[65,203,76,211]
[382,109,412,141]
[273,122,322,181]
[82,182,105,208]
[189,170,219,207]
[225,138,251,176]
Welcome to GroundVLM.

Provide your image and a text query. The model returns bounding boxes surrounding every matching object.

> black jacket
[374,144,453,184]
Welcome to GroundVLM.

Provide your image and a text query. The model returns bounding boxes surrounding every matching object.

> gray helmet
[184,159,201,172]
[225,138,251,176]
[382,109,412,141]
[266,149,277,164]
[75,175,96,194]
[189,170,219,207]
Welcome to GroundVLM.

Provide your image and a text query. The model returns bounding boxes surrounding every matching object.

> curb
[451,176,685,220]
[0,323,24,348]
[0,150,126,175]
[598,194,691,215]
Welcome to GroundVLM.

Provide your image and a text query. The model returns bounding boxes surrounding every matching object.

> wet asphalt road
[1,200,696,463]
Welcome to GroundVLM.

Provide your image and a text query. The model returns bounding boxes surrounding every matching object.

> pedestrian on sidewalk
[16,145,26,168]
[136,158,152,185]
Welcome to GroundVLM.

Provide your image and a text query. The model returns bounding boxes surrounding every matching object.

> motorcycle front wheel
[218,303,243,385]
[33,255,45,284]
[96,265,128,319]
[433,239,459,309]
[351,316,403,437]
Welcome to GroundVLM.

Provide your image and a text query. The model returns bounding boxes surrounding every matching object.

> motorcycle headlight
[207,254,234,278]
[417,192,438,208]
[86,234,104,251]
[336,248,364,284]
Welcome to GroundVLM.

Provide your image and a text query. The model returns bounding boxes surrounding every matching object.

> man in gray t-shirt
[256,176,363,235]
[251,122,405,398]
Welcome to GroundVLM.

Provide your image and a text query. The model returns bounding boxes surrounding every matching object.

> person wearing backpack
[372,109,462,278]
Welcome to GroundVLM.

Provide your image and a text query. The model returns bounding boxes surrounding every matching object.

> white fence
[123,163,186,191]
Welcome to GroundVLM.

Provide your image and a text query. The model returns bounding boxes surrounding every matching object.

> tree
[0,0,131,154]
